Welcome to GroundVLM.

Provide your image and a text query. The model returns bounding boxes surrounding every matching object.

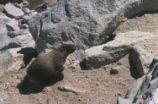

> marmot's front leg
[54,65,64,74]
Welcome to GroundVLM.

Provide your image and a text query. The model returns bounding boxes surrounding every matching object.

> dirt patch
[0,55,134,104]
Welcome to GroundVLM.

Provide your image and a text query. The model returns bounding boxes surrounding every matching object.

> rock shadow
[80,59,89,70]
[17,47,38,67]
[128,50,144,79]
[17,73,64,95]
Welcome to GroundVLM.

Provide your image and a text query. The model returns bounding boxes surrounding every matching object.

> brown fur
[17,44,75,88]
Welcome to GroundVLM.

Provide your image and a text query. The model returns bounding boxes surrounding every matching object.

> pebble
[58,85,85,95]
[110,69,119,75]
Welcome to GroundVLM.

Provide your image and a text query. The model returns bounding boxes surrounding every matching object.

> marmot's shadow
[18,73,64,95]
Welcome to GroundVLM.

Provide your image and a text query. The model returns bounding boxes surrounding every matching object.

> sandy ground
[115,13,158,56]
[1,13,158,104]
[0,55,134,104]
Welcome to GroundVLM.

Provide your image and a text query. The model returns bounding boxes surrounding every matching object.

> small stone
[4,3,24,18]
[116,61,122,65]
[15,2,23,9]
[96,82,100,86]
[23,0,29,7]
[78,98,81,101]
[23,8,30,14]
[116,93,122,97]
[43,87,52,93]
[110,69,118,75]
[103,66,107,71]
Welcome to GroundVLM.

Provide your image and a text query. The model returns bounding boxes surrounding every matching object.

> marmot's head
[59,44,76,54]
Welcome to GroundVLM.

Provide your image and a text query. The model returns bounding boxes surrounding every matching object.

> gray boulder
[6,19,20,31]
[129,45,154,79]
[0,13,15,50]
[0,12,35,50]
[80,31,153,69]
[11,29,35,48]
[0,13,35,74]
[28,0,158,54]
[0,12,11,34]
[117,56,158,104]
[81,45,131,69]
[0,29,35,51]
[4,3,24,18]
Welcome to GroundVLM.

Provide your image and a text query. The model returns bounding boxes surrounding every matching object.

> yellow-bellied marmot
[18,43,76,88]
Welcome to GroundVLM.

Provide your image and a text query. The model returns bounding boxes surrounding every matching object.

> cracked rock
[80,31,153,69]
